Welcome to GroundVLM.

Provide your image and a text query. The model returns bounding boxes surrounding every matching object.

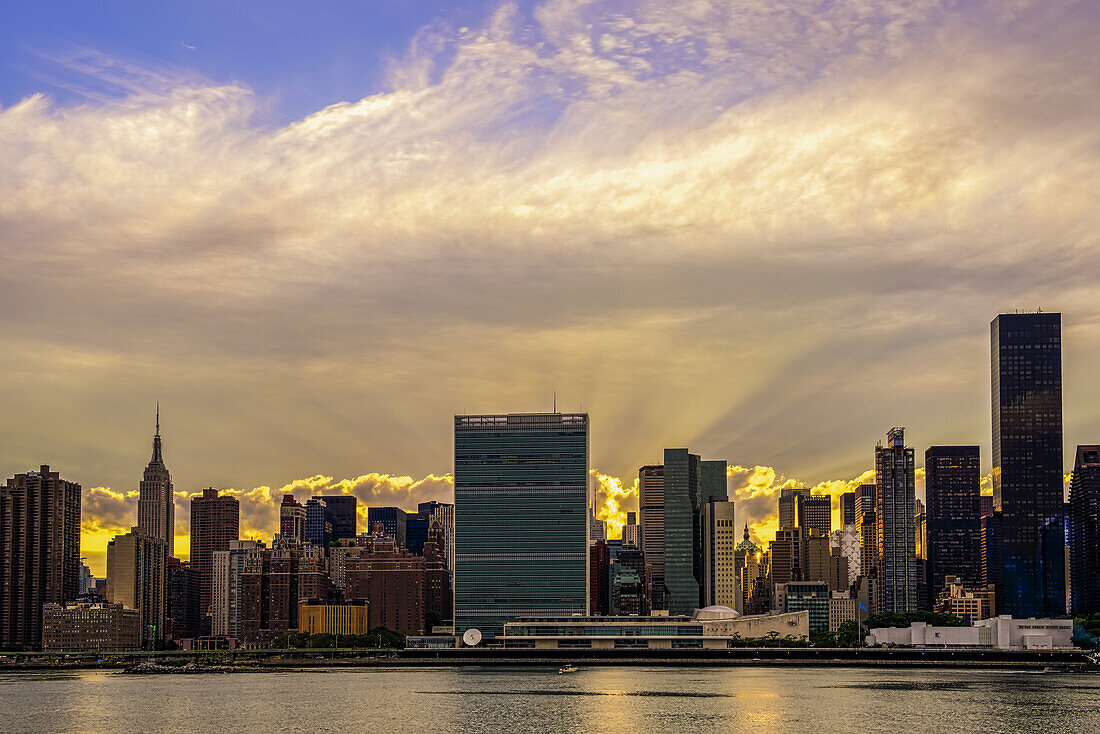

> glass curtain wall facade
[638,465,665,610]
[663,449,702,616]
[1068,445,1100,614]
[925,446,982,596]
[453,413,589,642]
[316,496,358,541]
[991,312,1065,617]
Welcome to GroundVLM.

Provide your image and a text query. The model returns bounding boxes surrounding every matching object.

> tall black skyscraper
[316,495,358,540]
[1068,445,1100,614]
[925,446,982,597]
[991,312,1065,617]
[839,492,857,527]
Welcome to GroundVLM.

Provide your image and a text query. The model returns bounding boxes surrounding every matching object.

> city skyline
[3,1,1100,578]
[24,365,1082,580]
[5,3,1100,727]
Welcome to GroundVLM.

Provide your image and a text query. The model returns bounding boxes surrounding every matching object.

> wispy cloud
[4,0,1100,531]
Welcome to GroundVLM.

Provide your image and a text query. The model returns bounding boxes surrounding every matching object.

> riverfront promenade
[1,646,1093,671]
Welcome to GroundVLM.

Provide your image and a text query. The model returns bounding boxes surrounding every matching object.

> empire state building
[137,406,174,557]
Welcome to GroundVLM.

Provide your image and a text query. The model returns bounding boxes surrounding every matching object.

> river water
[2,666,1097,732]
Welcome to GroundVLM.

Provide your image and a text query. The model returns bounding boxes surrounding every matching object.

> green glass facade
[453,413,589,642]
[662,450,728,616]
[786,581,830,635]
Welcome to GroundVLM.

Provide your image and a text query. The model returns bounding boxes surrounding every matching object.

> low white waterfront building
[866,615,1074,649]
[500,607,809,649]
[973,616,1073,650]
[866,622,979,647]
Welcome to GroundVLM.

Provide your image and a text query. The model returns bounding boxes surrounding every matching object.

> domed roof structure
[734,523,759,552]
[693,605,741,621]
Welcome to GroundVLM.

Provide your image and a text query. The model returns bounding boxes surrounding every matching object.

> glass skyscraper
[366,506,407,548]
[316,495,358,541]
[924,446,982,595]
[453,413,589,642]
[991,312,1064,617]
[1068,445,1100,615]
[656,449,727,616]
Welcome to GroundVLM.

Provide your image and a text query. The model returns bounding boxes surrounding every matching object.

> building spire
[151,403,163,465]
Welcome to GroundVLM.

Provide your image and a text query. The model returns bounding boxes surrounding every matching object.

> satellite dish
[462,628,482,647]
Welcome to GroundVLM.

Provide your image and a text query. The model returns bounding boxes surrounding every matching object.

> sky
[2,1,1099,576]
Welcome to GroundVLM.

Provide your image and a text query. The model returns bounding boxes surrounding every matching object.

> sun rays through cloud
[3,1,1100,562]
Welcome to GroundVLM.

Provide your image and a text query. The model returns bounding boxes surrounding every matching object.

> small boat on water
[558,664,578,675]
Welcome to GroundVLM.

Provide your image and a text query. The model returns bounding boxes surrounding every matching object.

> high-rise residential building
[802,533,832,585]
[422,520,452,626]
[589,539,610,615]
[991,311,1065,617]
[426,502,455,573]
[638,464,666,610]
[78,561,95,596]
[454,413,589,642]
[240,539,329,646]
[915,497,926,559]
[279,495,305,542]
[588,508,607,543]
[855,484,876,523]
[622,511,641,549]
[778,487,809,530]
[779,489,829,538]
[345,536,424,635]
[317,495,358,540]
[211,539,263,638]
[803,496,832,538]
[915,498,928,609]
[925,446,982,598]
[875,428,918,612]
[1068,445,1100,614]
[190,487,240,620]
[137,406,174,558]
[366,506,407,548]
[859,508,877,579]
[703,500,737,608]
[840,492,857,527]
[166,557,201,641]
[833,525,861,587]
[106,527,167,647]
[769,527,803,590]
[0,465,81,648]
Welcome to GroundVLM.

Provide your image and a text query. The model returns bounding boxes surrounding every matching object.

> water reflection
[1,666,1097,733]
